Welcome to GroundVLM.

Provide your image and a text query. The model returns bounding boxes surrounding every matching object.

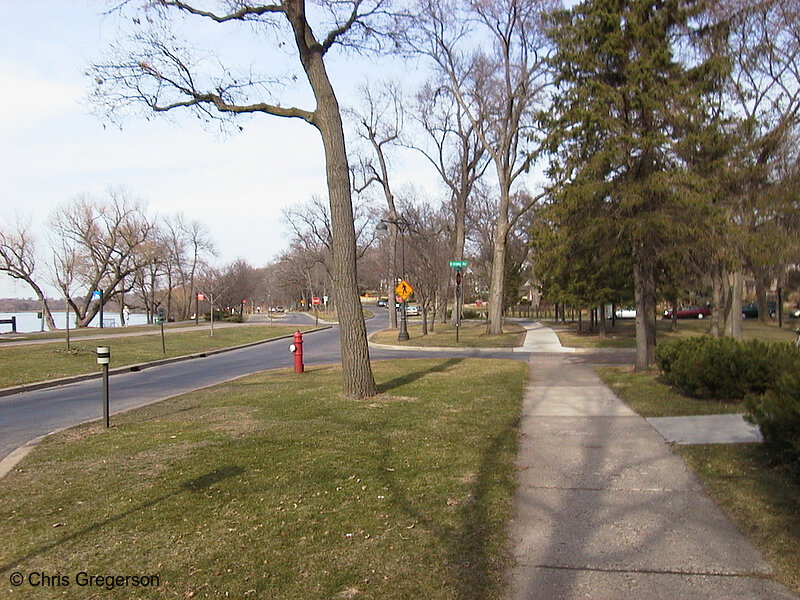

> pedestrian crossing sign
[395,280,413,300]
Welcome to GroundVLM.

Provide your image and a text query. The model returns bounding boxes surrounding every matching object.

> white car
[615,307,636,319]
[398,304,421,317]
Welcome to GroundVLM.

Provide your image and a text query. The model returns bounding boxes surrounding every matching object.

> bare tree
[403,202,451,334]
[216,258,259,316]
[0,220,57,330]
[408,0,555,333]
[711,0,800,335]
[283,194,377,277]
[162,214,216,319]
[130,233,170,323]
[50,190,155,327]
[88,1,388,397]
[350,82,405,328]
[409,80,490,324]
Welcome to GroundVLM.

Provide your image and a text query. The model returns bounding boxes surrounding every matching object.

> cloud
[0,60,82,129]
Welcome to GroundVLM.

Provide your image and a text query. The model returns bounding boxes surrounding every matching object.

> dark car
[662,306,711,319]
[376,298,388,307]
[741,302,776,319]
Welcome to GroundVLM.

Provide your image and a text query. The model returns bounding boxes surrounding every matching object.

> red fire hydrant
[290,330,304,374]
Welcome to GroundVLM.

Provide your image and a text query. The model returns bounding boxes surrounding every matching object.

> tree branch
[161,1,283,23]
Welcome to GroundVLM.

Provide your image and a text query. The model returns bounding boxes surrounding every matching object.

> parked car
[790,307,800,319]
[662,306,711,319]
[375,298,388,307]
[397,303,421,317]
[614,307,636,319]
[741,301,776,319]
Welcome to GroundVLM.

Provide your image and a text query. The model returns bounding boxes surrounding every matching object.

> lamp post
[376,215,411,342]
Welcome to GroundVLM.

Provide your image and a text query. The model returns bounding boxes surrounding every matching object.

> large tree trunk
[710,267,724,338]
[486,184,511,335]
[753,268,771,323]
[33,283,57,331]
[633,246,656,371]
[724,269,744,340]
[288,1,376,397]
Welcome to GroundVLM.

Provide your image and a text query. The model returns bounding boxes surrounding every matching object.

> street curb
[0,327,332,480]
[368,339,517,353]
[0,326,331,399]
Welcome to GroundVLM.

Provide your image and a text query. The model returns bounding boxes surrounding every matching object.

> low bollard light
[96,346,111,428]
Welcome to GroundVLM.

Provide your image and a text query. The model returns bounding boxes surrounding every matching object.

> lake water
[0,311,150,334]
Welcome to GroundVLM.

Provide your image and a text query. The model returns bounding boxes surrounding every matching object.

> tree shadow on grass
[0,465,244,574]
[376,358,465,393]
[365,414,518,600]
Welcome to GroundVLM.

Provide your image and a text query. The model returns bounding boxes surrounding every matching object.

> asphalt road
[0,309,634,462]
[0,310,510,462]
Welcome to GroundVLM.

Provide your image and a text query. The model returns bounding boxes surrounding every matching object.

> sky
[0,0,439,299]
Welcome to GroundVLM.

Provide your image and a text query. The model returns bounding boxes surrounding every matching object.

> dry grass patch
[0,358,526,600]
[371,321,525,348]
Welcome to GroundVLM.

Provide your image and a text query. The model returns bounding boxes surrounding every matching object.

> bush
[655,336,800,400]
[655,336,708,375]
[746,373,800,470]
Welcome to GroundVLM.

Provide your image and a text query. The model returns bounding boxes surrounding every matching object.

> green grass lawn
[552,317,798,348]
[0,326,308,389]
[597,367,746,417]
[601,366,800,594]
[371,321,525,348]
[0,358,526,599]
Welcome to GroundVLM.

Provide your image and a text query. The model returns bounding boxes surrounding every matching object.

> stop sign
[312,296,321,305]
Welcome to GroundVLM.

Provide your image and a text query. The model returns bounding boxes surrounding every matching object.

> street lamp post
[376,215,411,342]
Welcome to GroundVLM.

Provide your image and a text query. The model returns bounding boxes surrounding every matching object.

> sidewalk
[512,320,576,353]
[507,350,798,599]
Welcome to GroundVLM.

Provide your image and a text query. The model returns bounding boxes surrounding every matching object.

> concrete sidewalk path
[648,413,763,445]
[512,320,576,354]
[507,353,798,600]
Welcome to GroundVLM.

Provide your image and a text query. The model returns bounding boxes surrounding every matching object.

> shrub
[655,337,800,400]
[655,336,709,375]
[746,373,800,470]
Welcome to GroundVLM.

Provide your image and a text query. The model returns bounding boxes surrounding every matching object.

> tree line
[4,0,797,397]
[1,189,215,328]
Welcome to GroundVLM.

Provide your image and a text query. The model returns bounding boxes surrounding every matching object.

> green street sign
[449,260,468,269]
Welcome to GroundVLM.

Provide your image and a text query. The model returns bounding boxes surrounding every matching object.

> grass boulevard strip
[0,325,310,390]
[370,321,527,348]
[0,358,525,599]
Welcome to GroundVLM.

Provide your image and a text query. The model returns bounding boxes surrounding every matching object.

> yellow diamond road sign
[395,280,413,300]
